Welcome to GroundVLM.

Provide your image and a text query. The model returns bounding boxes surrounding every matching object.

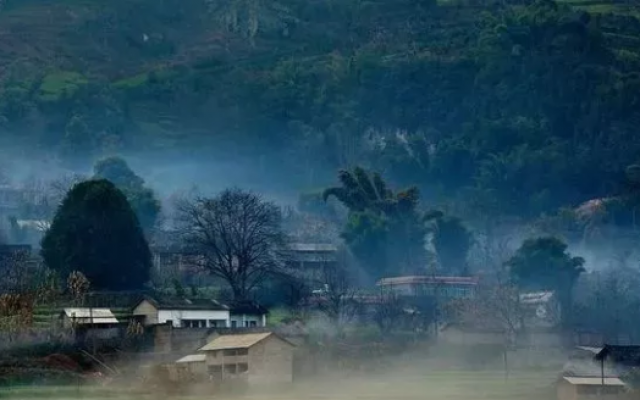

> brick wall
[152,323,212,353]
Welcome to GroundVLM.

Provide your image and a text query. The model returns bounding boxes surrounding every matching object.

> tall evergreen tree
[41,179,152,290]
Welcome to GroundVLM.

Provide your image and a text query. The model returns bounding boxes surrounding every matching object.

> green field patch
[37,71,88,102]
[112,69,178,90]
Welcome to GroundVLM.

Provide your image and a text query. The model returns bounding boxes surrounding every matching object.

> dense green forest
[2,0,640,224]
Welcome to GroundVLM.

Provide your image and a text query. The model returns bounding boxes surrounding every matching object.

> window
[237,363,248,373]
[244,321,249,327]
[224,364,237,374]
[249,321,257,327]
[182,319,207,328]
[223,348,248,356]
[231,321,237,328]
[208,365,222,379]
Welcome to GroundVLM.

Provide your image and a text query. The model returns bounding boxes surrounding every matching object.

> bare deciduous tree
[372,291,405,333]
[0,248,33,293]
[176,188,287,301]
[313,253,361,327]
[458,281,523,378]
[0,249,43,336]
[19,173,87,224]
[67,270,91,306]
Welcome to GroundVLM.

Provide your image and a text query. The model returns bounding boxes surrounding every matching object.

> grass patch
[112,69,178,90]
[112,73,149,90]
[37,71,88,102]
[0,367,557,400]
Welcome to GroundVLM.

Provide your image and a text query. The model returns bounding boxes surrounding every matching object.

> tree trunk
[503,346,509,381]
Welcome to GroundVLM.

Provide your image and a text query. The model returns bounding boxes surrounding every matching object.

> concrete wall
[248,335,294,385]
[152,324,213,354]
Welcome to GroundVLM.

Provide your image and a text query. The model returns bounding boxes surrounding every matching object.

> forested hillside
[2,0,640,223]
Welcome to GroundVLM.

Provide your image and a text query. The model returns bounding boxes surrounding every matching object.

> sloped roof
[229,300,268,315]
[563,359,618,378]
[199,332,289,351]
[140,295,229,311]
[176,354,206,363]
[576,346,603,355]
[289,243,337,252]
[563,377,625,386]
[377,276,479,286]
[595,344,640,366]
[62,308,118,324]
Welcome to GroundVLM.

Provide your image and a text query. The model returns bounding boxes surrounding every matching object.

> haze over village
[0,152,638,400]
[3,0,640,399]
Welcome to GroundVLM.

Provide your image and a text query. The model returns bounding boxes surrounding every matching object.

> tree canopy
[93,157,161,233]
[1,0,640,228]
[41,179,152,290]
[324,167,439,280]
[506,237,585,291]
[430,216,473,276]
[506,236,585,326]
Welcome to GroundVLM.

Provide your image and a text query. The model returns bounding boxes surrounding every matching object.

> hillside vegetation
[2,0,640,221]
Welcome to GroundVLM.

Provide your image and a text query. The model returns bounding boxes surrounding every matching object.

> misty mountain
[1,0,640,224]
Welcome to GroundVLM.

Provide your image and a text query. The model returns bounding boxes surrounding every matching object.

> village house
[286,243,338,269]
[131,295,270,329]
[132,295,230,328]
[557,376,627,400]
[197,331,295,385]
[286,243,338,288]
[377,276,478,299]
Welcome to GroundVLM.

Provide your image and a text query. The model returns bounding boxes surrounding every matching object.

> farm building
[557,376,627,400]
[132,295,230,328]
[174,353,207,378]
[286,243,338,270]
[60,308,119,329]
[198,331,295,385]
[377,276,478,299]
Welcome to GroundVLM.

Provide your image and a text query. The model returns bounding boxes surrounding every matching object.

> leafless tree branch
[176,188,288,300]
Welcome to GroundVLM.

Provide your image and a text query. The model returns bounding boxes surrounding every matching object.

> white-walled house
[229,301,269,328]
[132,296,230,328]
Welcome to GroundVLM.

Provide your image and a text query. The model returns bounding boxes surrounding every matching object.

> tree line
[3,156,639,344]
